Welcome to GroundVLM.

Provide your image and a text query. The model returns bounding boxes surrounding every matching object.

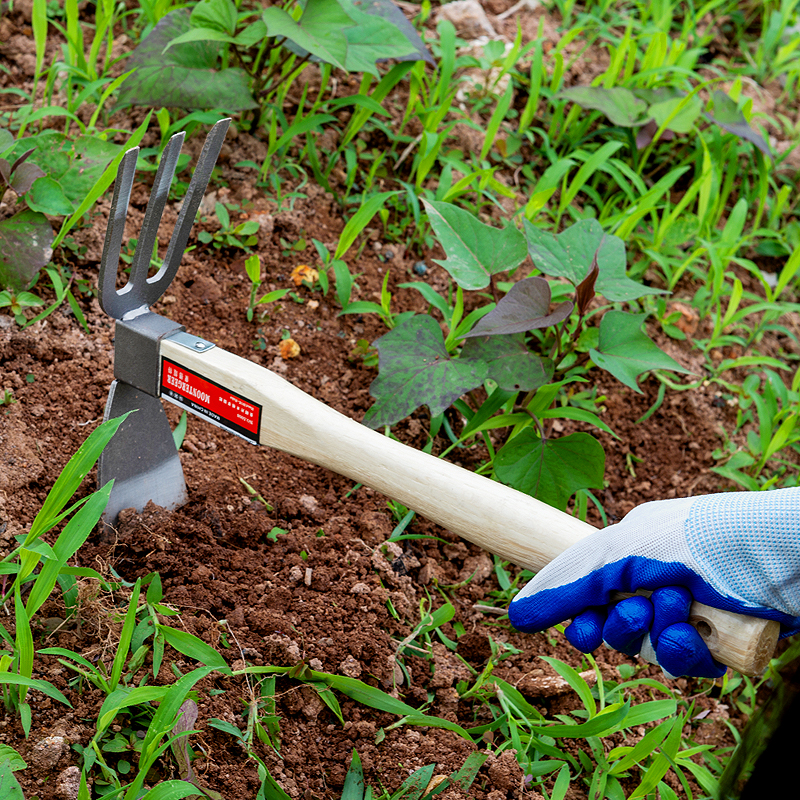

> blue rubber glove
[509,489,800,678]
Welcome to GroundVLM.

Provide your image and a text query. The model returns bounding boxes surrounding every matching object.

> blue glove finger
[655,622,726,679]
[565,607,605,652]
[603,596,653,656]
[650,586,693,646]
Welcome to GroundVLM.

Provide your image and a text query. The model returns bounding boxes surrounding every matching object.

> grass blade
[109,578,141,692]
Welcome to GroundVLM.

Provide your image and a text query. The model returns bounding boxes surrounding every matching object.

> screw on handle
[99,118,231,321]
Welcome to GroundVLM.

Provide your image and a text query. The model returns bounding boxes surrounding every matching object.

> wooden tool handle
[160,340,778,675]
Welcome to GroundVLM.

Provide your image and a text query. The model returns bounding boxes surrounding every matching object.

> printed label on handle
[161,357,261,444]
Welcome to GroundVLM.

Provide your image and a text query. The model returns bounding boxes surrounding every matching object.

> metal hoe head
[98,119,231,529]
[99,118,230,320]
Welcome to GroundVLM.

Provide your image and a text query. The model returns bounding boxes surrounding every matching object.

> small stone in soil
[413,261,427,275]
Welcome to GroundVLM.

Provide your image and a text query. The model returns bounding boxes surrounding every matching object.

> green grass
[2,0,800,796]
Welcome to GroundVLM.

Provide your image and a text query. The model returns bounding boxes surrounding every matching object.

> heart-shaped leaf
[26,177,73,216]
[463,277,573,338]
[495,430,605,511]
[0,210,54,291]
[423,199,528,290]
[589,311,691,392]
[9,162,44,195]
[262,0,352,71]
[363,315,485,428]
[559,86,649,127]
[523,219,662,301]
[342,0,434,66]
[6,130,123,209]
[461,334,553,392]
[117,10,256,111]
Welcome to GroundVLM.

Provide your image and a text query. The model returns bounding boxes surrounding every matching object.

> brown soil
[1,2,794,798]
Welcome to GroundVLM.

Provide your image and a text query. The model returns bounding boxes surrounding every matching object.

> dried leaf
[279,338,301,359]
[291,264,319,286]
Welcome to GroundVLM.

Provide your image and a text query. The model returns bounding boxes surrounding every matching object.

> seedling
[359,207,686,511]
[245,254,290,322]
[198,201,259,252]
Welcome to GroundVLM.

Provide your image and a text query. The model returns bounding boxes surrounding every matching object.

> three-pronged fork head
[99,118,231,321]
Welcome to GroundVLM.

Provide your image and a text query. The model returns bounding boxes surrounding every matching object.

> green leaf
[463,277,573,337]
[450,751,488,791]
[461,334,553,392]
[0,745,26,771]
[589,312,691,392]
[0,673,71,707]
[341,750,365,800]
[528,700,631,738]
[495,430,605,511]
[157,625,227,669]
[395,764,436,800]
[335,191,399,260]
[558,86,648,127]
[363,315,485,429]
[340,0,433,67]
[647,93,702,134]
[190,0,237,34]
[27,413,129,543]
[337,0,429,74]
[140,780,203,800]
[117,10,256,111]
[523,219,658,301]
[423,199,528,290]
[706,90,771,157]
[0,130,13,154]
[26,176,74,216]
[7,130,123,208]
[0,762,23,800]
[262,0,352,71]
[0,210,53,291]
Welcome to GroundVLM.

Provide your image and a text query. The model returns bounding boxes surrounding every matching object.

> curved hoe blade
[99,380,188,530]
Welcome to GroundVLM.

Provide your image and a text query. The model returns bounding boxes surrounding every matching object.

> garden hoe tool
[97,119,777,676]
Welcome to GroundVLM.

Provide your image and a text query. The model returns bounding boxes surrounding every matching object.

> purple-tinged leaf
[462,277,573,338]
[363,315,486,429]
[0,210,54,291]
[575,258,598,317]
[461,334,553,392]
[9,162,45,195]
[495,430,605,511]
[0,159,10,187]
[706,90,771,158]
[10,147,35,174]
[171,699,198,781]
[116,10,256,111]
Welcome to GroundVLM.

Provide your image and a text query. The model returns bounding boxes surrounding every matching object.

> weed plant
[4,0,800,794]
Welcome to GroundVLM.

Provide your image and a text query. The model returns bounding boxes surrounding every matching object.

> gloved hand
[509,489,800,678]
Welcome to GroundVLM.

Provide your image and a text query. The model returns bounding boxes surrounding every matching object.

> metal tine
[98,146,139,320]
[127,130,186,293]
[146,117,232,305]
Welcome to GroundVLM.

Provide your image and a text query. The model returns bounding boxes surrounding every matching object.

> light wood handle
[160,339,778,675]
